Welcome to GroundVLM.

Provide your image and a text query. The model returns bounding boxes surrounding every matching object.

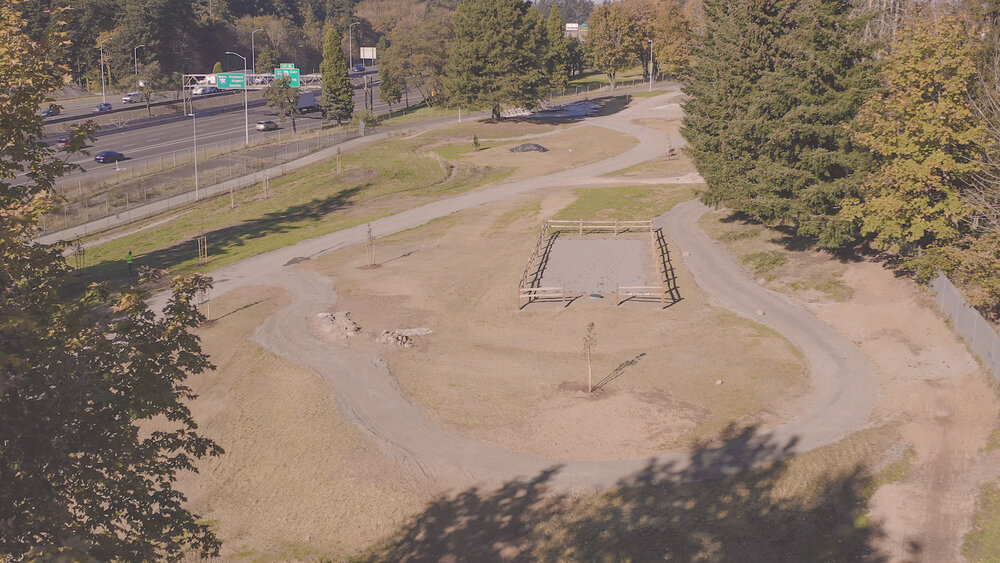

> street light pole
[226,51,250,147]
[99,37,112,105]
[649,40,654,93]
[251,28,264,73]
[349,22,360,70]
[189,113,199,200]
[134,44,146,78]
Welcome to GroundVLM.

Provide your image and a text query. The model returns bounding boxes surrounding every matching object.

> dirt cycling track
[150,92,877,491]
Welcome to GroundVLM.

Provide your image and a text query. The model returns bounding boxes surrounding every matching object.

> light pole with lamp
[133,44,146,78]
[349,21,360,70]
[648,39,654,93]
[251,28,265,73]
[99,37,112,104]
[225,51,250,147]
[188,113,200,200]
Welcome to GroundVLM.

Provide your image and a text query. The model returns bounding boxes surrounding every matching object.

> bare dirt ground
[162,88,1000,560]
[313,194,808,462]
[700,209,1000,562]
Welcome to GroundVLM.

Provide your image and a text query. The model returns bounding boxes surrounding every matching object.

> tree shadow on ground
[715,211,867,264]
[78,186,363,284]
[486,95,634,127]
[363,427,887,562]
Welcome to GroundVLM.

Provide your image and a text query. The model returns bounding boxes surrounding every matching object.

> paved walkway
[150,92,877,490]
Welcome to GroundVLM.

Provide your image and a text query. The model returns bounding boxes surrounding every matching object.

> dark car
[92,103,112,113]
[256,120,278,131]
[352,64,365,73]
[94,150,124,163]
[41,106,60,117]
[53,137,69,149]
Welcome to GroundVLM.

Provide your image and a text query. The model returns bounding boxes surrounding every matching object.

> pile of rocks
[317,311,362,339]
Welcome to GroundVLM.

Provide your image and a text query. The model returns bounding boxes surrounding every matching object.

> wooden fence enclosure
[517,219,679,309]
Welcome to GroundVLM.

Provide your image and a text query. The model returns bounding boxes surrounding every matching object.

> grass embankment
[700,211,854,302]
[568,67,645,90]
[79,135,512,282]
[552,185,696,221]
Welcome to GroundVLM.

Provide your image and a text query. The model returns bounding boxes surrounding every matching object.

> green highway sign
[274,67,300,87]
[280,63,295,69]
[216,72,245,89]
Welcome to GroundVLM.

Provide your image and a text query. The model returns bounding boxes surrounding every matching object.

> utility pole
[648,40,654,93]
[99,37,112,105]
[134,44,146,79]
[349,21,360,70]
[225,51,250,146]
[252,28,265,74]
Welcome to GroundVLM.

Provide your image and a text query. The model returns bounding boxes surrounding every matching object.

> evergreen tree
[683,0,877,247]
[545,5,570,92]
[444,0,547,120]
[844,17,987,252]
[256,42,280,73]
[319,25,354,123]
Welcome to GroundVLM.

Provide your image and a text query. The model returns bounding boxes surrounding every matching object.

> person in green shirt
[126,250,133,275]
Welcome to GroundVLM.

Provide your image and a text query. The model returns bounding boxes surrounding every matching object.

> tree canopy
[444,0,547,120]
[1,2,222,559]
[320,25,354,123]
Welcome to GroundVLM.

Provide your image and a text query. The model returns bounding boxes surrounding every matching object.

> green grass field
[552,185,696,221]
[79,136,511,282]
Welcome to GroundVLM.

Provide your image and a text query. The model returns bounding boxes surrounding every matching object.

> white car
[192,86,219,95]
[122,92,141,103]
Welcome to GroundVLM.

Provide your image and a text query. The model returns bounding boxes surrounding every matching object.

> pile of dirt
[317,311,362,340]
[316,312,432,348]
[510,143,549,153]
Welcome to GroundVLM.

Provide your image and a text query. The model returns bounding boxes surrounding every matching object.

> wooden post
[579,219,583,235]
[616,284,619,306]
[562,287,566,307]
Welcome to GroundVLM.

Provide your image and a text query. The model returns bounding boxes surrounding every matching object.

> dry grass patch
[442,125,637,183]
[176,286,427,561]
[313,190,807,461]
[700,210,854,302]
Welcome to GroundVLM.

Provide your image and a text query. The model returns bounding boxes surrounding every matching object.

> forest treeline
[683,0,1000,315]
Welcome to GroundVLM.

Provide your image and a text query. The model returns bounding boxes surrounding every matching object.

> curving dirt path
[152,93,877,490]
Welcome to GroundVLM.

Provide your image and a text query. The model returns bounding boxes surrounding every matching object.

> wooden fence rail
[518,286,568,308]
[616,284,667,308]
[546,219,653,236]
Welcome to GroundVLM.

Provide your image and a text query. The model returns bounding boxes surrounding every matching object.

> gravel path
[150,92,877,490]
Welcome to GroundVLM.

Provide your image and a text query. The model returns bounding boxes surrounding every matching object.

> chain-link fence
[43,121,357,234]
[931,273,1000,382]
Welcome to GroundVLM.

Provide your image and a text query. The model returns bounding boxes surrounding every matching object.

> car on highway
[53,137,69,149]
[352,64,365,73]
[92,103,112,113]
[94,150,125,163]
[41,106,60,117]
[192,86,219,95]
[122,92,141,103]
[256,120,278,131]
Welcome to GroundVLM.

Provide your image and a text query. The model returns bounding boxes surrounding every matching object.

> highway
[38,67,421,186]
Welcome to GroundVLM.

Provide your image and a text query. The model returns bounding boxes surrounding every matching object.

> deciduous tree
[845,17,987,252]
[584,2,640,89]
[319,25,353,123]
[263,75,302,131]
[1,3,222,560]
[377,35,404,110]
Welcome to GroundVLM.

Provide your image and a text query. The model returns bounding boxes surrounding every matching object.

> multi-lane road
[40,67,417,185]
